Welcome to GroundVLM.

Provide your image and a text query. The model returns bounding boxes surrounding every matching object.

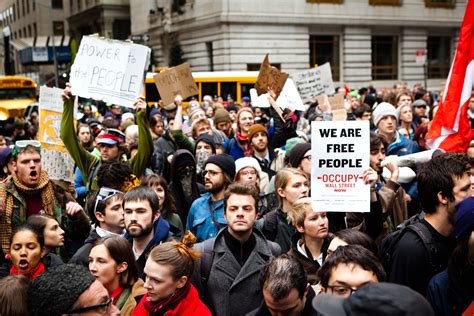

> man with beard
[0,141,90,256]
[249,124,277,180]
[388,153,471,294]
[186,154,235,242]
[123,186,170,276]
[347,132,407,242]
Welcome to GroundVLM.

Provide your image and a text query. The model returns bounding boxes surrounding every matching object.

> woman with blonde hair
[286,197,332,285]
[256,168,310,252]
[133,232,211,315]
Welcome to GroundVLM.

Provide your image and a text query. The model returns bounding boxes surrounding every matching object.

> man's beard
[206,179,225,194]
[126,221,154,238]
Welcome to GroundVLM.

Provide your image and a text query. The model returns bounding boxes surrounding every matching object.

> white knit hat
[235,157,262,178]
[372,102,398,127]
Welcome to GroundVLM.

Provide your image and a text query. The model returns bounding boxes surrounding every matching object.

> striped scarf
[0,171,55,254]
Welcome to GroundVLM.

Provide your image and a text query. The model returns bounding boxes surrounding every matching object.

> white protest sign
[70,36,151,108]
[311,120,370,212]
[291,63,335,102]
[38,86,75,182]
[250,79,305,112]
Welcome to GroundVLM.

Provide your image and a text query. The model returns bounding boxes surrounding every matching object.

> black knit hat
[27,264,96,316]
[205,154,236,179]
[288,143,311,168]
[195,134,216,154]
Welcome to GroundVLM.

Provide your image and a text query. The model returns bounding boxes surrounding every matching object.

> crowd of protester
[0,81,473,316]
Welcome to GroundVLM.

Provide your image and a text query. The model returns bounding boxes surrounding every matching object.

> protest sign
[255,54,289,98]
[70,36,151,108]
[153,63,198,106]
[250,79,305,112]
[315,92,346,121]
[311,120,370,212]
[291,63,335,102]
[39,86,75,182]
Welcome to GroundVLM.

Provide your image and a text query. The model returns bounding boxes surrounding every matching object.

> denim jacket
[186,192,227,242]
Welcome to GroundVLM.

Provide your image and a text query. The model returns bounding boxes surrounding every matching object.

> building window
[369,0,401,5]
[33,22,37,37]
[26,0,29,14]
[427,36,451,79]
[53,21,64,35]
[28,25,31,37]
[22,0,25,16]
[372,36,398,80]
[425,0,455,8]
[52,0,63,9]
[12,4,15,21]
[206,41,214,72]
[306,0,343,3]
[310,35,340,81]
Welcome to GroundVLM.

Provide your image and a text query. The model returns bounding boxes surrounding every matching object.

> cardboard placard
[70,36,151,108]
[153,63,198,106]
[311,121,370,212]
[255,54,289,98]
[39,86,75,181]
[250,79,305,112]
[291,63,335,102]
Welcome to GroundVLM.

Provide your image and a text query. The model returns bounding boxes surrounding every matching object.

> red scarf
[110,286,123,305]
[236,132,252,157]
[10,261,45,280]
[142,282,191,315]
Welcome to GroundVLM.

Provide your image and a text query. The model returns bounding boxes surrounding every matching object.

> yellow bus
[144,71,258,107]
[0,76,38,120]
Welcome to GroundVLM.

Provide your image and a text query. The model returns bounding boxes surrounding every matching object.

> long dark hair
[141,174,177,218]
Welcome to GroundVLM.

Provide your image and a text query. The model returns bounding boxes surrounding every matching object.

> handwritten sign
[311,121,370,212]
[250,79,305,112]
[255,54,289,98]
[291,63,335,102]
[70,36,151,108]
[153,63,198,106]
[39,86,75,181]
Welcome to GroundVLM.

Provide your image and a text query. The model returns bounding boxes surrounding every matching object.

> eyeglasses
[12,140,41,158]
[68,297,113,314]
[327,285,359,296]
[202,170,223,177]
[93,187,123,214]
[240,169,257,176]
[302,155,312,161]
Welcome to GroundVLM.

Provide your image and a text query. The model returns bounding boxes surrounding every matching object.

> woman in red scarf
[0,224,46,280]
[89,236,146,316]
[133,232,211,316]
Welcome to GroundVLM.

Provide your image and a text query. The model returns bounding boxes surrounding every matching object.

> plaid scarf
[0,171,55,254]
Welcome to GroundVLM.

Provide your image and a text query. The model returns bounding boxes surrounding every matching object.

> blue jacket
[74,167,88,199]
[426,270,451,316]
[224,137,246,160]
[387,131,420,156]
[186,192,227,242]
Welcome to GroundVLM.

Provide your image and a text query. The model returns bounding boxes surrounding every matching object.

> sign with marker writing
[255,54,289,98]
[311,121,370,212]
[38,86,75,181]
[70,36,151,108]
[291,63,335,102]
[153,63,199,106]
[250,78,305,112]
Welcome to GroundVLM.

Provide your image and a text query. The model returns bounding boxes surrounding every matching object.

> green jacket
[60,98,153,192]
[171,129,195,153]
[0,177,90,255]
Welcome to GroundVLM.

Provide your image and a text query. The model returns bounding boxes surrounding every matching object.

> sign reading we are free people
[311,121,370,213]
[70,36,151,108]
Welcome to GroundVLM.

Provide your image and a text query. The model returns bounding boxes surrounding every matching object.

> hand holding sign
[133,96,147,113]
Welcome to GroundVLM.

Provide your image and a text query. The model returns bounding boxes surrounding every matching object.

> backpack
[379,212,443,276]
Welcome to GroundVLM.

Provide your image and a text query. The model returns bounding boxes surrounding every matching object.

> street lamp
[33,1,59,87]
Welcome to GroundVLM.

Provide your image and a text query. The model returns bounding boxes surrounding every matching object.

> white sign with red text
[311,120,370,212]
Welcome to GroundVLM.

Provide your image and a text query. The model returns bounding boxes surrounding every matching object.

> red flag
[426,1,474,152]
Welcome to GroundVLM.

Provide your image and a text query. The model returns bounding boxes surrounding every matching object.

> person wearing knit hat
[27,264,119,316]
[288,143,311,179]
[235,157,271,194]
[186,154,235,242]
[454,196,474,240]
[214,108,233,138]
[248,123,268,142]
[187,101,206,123]
[373,102,420,157]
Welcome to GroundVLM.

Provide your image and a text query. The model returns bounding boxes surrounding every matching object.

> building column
[342,27,371,86]
[400,28,427,83]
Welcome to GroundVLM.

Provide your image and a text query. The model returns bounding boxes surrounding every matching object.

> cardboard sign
[255,54,289,98]
[250,79,305,112]
[70,36,151,108]
[291,63,335,102]
[153,63,198,106]
[311,121,370,212]
[39,86,75,181]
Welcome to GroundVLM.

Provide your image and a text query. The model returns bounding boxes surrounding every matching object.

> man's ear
[153,210,161,222]
[11,161,17,173]
[95,212,106,223]
[437,191,448,206]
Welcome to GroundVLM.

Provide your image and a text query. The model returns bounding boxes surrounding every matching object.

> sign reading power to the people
[311,121,370,213]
